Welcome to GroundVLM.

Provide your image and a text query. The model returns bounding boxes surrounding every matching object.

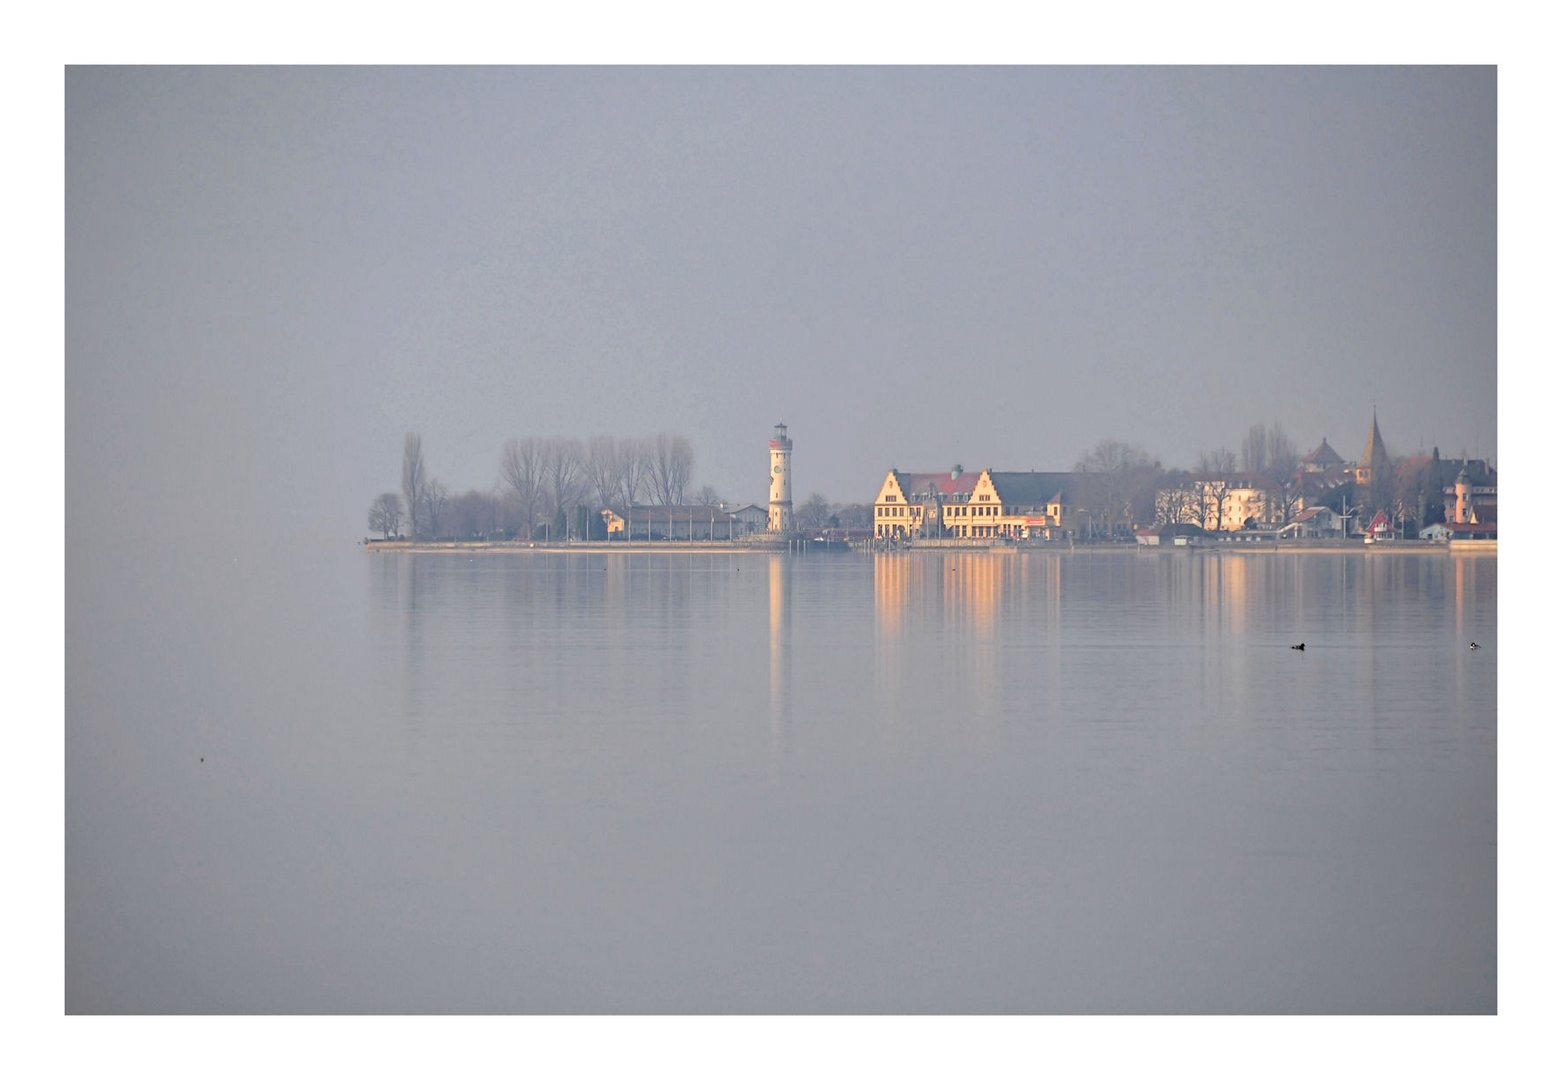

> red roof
[896,470,980,498]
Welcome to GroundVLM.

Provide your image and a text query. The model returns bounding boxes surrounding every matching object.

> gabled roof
[1294,505,1338,523]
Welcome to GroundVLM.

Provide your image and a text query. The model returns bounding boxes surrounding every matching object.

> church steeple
[1356,409,1392,488]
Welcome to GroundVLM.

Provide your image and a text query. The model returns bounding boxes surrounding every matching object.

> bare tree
[540,437,586,536]
[500,438,543,536]
[583,435,622,511]
[419,478,449,539]
[1390,455,1440,532]
[1264,423,1300,524]
[447,488,503,540]
[1241,424,1269,475]
[694,485,724,506]
[1075,439,1159,537]
[368,493,403,539]
[402,432,426,539]
[1153,473,1200,527]
[1197,447,1236,475]
[796,492,832,532]
[622,437,653,508]
[646,433,694,506]
[832,503,871,529]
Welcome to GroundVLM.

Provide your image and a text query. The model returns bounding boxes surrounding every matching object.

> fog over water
[66,549,1495,1013]
[63,66,1501,1017]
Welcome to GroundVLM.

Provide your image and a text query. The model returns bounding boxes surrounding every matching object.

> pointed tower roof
[1302,438,1344,467]
[1361,411,1390,471]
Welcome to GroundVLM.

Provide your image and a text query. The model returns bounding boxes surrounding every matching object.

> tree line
[1070,421,1455,537]
[369,432,706,541]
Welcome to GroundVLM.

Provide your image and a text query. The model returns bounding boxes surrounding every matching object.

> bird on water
[1469,642,1481,650]
[1291,643,1305,651]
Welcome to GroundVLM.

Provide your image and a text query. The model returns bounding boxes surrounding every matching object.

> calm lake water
[65,547,1496,1013]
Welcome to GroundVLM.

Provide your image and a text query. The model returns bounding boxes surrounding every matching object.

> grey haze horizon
[66,66,1495,545]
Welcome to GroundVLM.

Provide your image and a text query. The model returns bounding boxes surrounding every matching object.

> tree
[540,437,586,537]
[448,488,502,540]
[796,492,832,532]
[1198,447,1236,475]
[1199,478,1230,532]
[1154,472,1201,527]
[402,432,426,539]
[419,478,449,539]
[1236,423,1299,526]
[1241,424,1269,474]
[1192,449,1235,530]
[622,437,653,509]
[833,503,871,529]
[646,433,693,506]
[583,435,624,512]
[1263,423,1300,524]
[368,493,403,539]
[1265,424,1299,480]
[1075,439,1160,538]
[694,485,724,507]
[500,437,543,535]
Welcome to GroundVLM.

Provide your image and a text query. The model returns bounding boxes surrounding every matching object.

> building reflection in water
[768,554,791,761]
[946,552,1004,718]
[871,553,913,717]
[871,551,1025,723]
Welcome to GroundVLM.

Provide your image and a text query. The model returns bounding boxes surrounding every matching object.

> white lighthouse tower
[767,421,793,533]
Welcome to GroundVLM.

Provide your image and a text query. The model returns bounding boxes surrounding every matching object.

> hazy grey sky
[66,66,1495,538]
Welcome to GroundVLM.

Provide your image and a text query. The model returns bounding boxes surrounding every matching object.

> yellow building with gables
[873,466,1085,540]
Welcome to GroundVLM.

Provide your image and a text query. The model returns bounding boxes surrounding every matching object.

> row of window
[879,502,1060,518]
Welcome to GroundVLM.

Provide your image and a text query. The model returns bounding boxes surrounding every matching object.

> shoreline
[362,539,1494,557]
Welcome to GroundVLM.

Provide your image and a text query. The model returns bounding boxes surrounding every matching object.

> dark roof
[1157,522,1209,538]
[1295,472,1350,497]
[1302,438,1345,466]
[987,471,1079,505]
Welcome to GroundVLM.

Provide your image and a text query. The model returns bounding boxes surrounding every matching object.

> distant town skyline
[67,66,1495,541]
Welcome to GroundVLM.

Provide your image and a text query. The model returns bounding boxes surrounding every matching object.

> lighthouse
[767,421,793,533]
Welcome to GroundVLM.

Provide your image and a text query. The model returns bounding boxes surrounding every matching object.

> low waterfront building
[601,504,763,541]
[1365,510,1397,541]
[1445,520,1497,541]
[727,503,769,532]
[1278,505,1346,539]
